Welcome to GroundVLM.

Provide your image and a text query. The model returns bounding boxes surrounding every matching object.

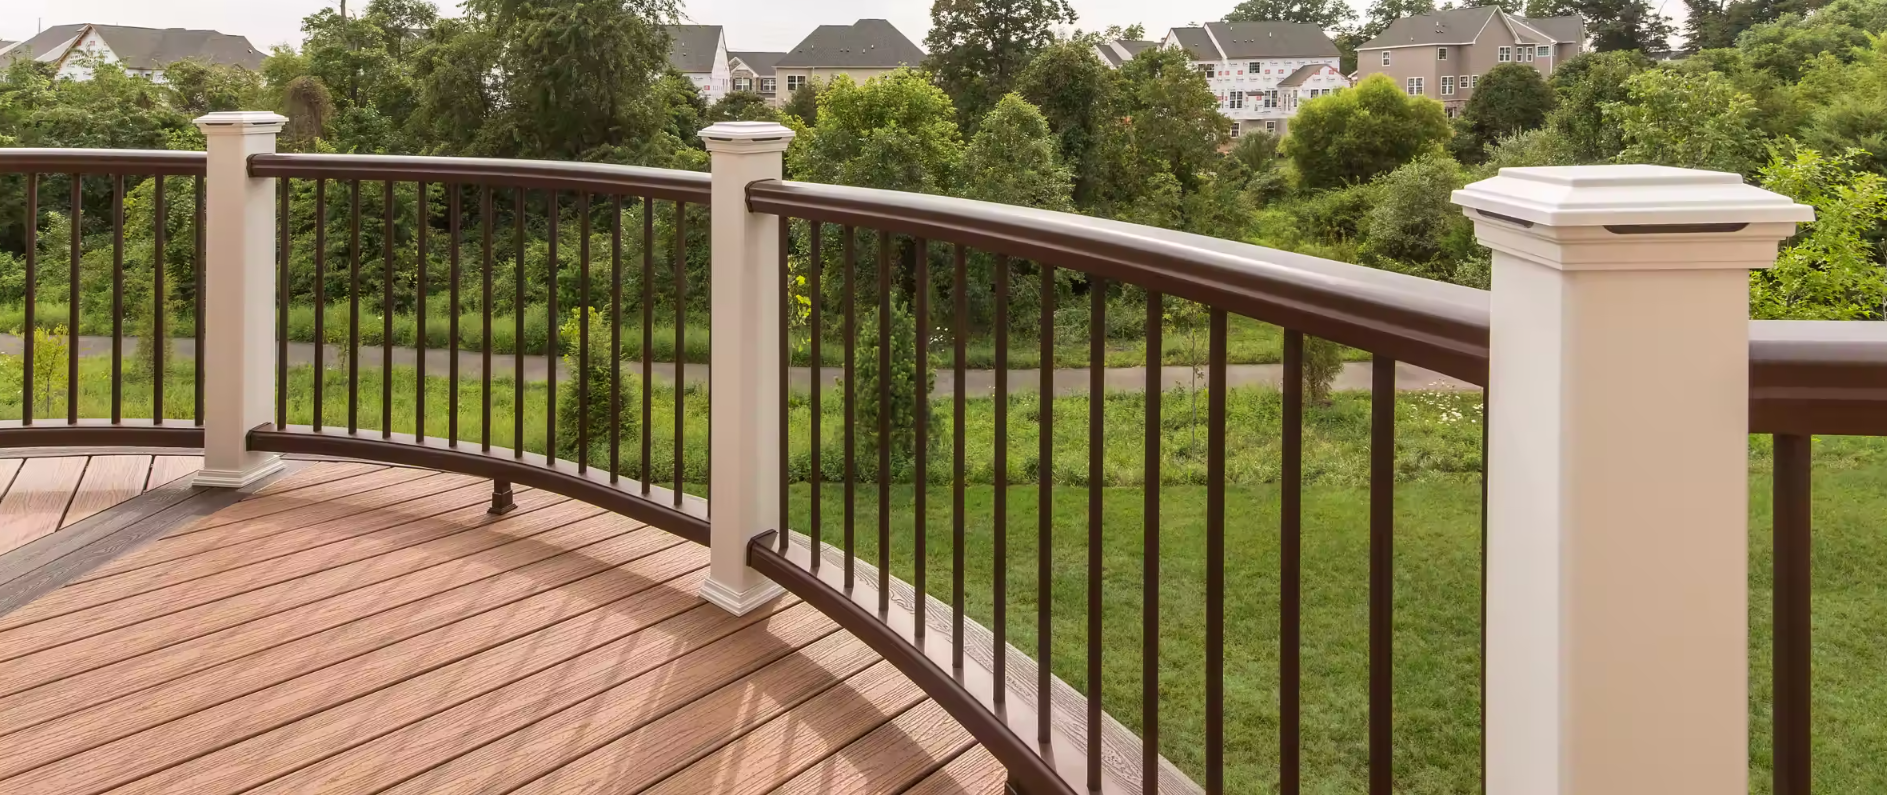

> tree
[1359,0,1437,40]
[1362,154,1482,285]
[1462,62,1555,144]
[163,59,265,115]
[707,91,780,123]
[1016,39,1119,204]
[1545,50,1651,162]
[788,70,965,194]
[957,94,1075,209]
[1225,0,1358,29]
[924,0,1078,127]
[406,18,499,155]
[1282,74,1452,189]
[1115,46,1230,192]
[1749,145,1887,319]
[1528,0,1676,52]
[1606,68,1765,174]
[781,79,821,125]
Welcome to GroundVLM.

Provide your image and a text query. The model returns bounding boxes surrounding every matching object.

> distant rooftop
[775,19,925,69]
[0,24,263,70]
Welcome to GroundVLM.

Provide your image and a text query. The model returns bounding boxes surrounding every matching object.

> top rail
[1750,320,1887,436]
[247,153,713,203]
[0,148,207,176]
[748,178,1494,384]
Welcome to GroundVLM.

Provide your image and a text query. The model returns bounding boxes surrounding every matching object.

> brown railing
[0,149,209,449]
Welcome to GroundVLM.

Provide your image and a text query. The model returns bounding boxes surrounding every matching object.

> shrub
[851,297,935,467]
[1304,336,1344,405]
[556,307,642,465]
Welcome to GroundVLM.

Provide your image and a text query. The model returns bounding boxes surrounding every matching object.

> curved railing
[5,145,1887,794]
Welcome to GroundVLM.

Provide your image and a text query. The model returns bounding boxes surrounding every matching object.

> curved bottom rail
[0,421,205,450]
[248,425,710,547]
[749,531,1201,795]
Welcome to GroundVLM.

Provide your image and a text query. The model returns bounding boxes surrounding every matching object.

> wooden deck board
[144,454,202,489]
[0,456,88,556]
[906,745,1009,795]
[0,459,995,795]
[58,455,151,528]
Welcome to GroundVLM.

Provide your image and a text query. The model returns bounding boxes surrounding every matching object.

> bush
[555,308,642,465]
[1304,336,1344,405]
[851,297,935,467]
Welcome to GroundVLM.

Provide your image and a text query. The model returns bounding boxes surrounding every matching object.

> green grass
[4,360,1884,792]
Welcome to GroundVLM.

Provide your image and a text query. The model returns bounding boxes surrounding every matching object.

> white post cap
[194,110,289,135]
[1453,165,1814,272]
[699,121,795,154]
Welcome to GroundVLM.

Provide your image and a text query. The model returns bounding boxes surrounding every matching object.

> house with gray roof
[728,51,786,105]
[772,19,925,97]
[1355,6,1584,116]
[1159,21,1345,139]
[0,24,263,84]
[666,25,730,102]
[1094,38,1156,69]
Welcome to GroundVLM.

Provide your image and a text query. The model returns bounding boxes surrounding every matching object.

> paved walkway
[0,334,1478,395]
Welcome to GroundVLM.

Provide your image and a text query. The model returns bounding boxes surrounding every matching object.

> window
[1265,120,1277,133]
[1228,91,1244,110]
[733,77,752,92]
[1460,74,1470,92]
[1498,46,1512,62]
[1470,74,1480,88]
[1249,61,1262,72]
[786,75,807,92]
[1405,77,1424,96]
[1437,47,1448,61]
[1381,50,1391,66]
[1447,105,1459,118]
[760,77,776,93]
[1198,64,1215,78]
[1263,89,1279,108]
[1441,75,1455,95]
[1230,121,1241,138]
[1537,45,1551,57]
[1521,47,1535,62]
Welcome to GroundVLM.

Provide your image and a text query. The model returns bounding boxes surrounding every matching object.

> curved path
[0,334,1479,394]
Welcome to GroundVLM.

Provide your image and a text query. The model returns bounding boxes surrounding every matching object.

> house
[1093,38,1156,68]
[0,24,264,83]
[773,19,926,96]
[728,51,786,105]
[666,25,730,102]
[1354,6,1584,116]
[1162,21,1343,138]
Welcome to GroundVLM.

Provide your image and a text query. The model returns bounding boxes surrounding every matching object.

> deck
[0,461,1006,794]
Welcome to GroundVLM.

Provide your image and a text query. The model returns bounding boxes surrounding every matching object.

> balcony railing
[2,112,1885,795]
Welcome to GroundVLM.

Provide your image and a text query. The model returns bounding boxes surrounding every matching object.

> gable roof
[1204,21,1340,59]
[1167,26,1220,61]
[1276,62,1339,87]
[1512,14,1584,44]
[775,19,925,69]
[1094,38,1155,68]
[0,24,263,70]
[665,25,724,73]
[1358,6,1501,49]
[728,51,786,77]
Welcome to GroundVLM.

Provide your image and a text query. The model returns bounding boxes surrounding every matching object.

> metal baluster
[877,229,891,613]
[611,195,623,483]
[309,179,321,431]
[1087,277,1106,791]
[844,226,857,592]
[449,185,461,447]
[547,192,560,465]
[68,174,80,424]
[1281,330,1304,795]
[779,218,792,553]
[1038,262,1055,742]
[1206,309,1227,795]
[277,177,290,430]
[193,176,205,425]
[642,199,654,493]
[952,243,967,670]
[348,180,360,433]
[514,187,525,456]
[1774,433,1812,795]
[914,237,929,639]
[1143,289,1162,795]
[382,180,394,437]
[111,175,124,424]
[482,186,494,452]
[673,200,685,505]
[24,173,36,426]
[995,254,1010,705]
[416,181,428,442]
[809,222,823,572]
[578,193,591,473]
[1370,356,1396,795]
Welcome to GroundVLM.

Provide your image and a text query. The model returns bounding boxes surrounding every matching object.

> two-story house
[666,25,731,102]
[0,24,263,83]
[1354,6,1583,117]
[772,19,926,98]
[1163,21,1343,138]
[727,51,786,105]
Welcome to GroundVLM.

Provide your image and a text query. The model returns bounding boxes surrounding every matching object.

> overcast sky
[0,0,1378,53]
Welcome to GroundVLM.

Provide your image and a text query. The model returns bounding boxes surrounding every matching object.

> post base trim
[700,576,785,616]
[192,455,286,489]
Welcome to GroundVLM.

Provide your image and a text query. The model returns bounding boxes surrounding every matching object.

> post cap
[699,121,795,154]
[193,111,289,135]
[1453,165,1813,228]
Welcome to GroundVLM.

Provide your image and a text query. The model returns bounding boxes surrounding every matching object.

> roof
[1277,62,1337,87]
[1094,38,1155,68]
[728,50,785,77]
[1512,14,1584,44]
[1358,6,1501,49]
[0,24,264,70]
[665,25,723,73]
[1204,21,1340,59]
[775,19,926,69]
[1167,27,1220,61]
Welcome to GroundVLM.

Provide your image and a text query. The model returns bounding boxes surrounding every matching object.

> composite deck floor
[0,462,1005,794]
[0,454,204,558]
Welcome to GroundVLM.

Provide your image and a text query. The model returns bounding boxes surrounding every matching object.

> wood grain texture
[160,462,418,537]
[0,492,581,698]
[275,605,842,795]
[513,636,884,795]
[144,455,202,489]
[645,657,929,795]
[905,745,1009,795]
[0,458,22,497]
[0,521,685,756]
[243,460,384,497]
[775,698,977,795]
[0,457,88,556]
[58,455,151,528]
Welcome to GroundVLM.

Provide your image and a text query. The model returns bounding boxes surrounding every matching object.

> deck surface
[0,463,1003,794]
[0,454,203,558]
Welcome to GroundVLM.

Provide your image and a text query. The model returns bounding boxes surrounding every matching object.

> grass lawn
[1,359,1882,792]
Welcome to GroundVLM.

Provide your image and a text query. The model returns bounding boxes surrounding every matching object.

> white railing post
[193,111,289,488]
[1455,166,1812,794]
[698,121,795,615]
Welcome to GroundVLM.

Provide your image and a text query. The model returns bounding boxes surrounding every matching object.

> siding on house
[1355,7,1584,114]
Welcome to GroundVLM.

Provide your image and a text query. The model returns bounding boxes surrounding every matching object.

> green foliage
[853,298,937,463]
[1361,155,1482,285]
[924,0,1077,127]
[1607,68,1766,174]
[1359,0,1437,40]
[556,307,643,464]
[1015,39,1118,204]
[1116,46,1232,194]
[706,91,780,124]
[1225,0,1357,28]
[1546,50,1653,163]
[1302,337,1344,405]
[781,79,822,126]
[162,59,266,116]
[957,94,1075,210]
[1750,145,1887,319]
[1529,0,1676,52]
[788,70,964,194]
[1463,63,1556,146]
[1282,74,1452,189]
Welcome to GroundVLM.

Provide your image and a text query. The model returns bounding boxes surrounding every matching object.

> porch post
[1456,166,1811,795]
[698,121,795,615]
[193,111,289,488]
